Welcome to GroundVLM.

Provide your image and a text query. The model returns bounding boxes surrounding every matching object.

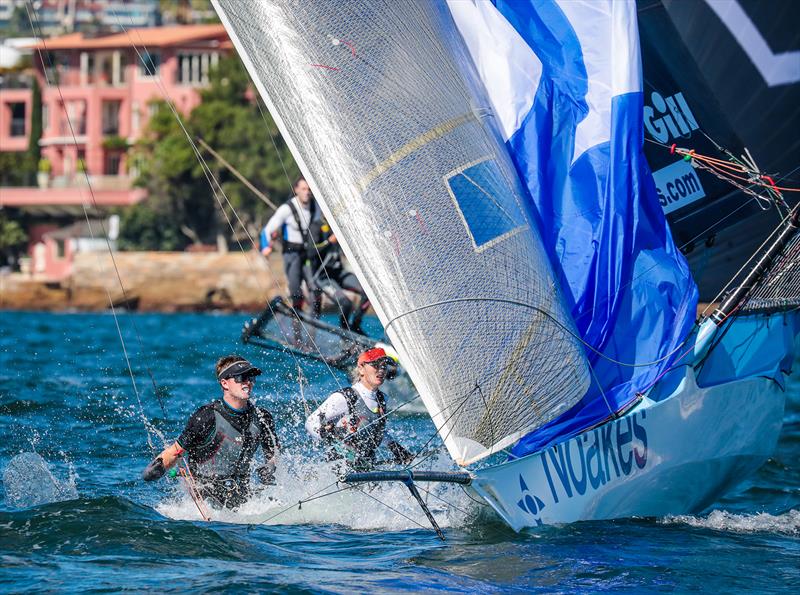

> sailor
[305,347,413,471]
[142,355,279,509]
[307,217,370,333]
[260,176,323,318]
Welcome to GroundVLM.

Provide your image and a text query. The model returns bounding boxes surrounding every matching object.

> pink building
[0,24,230,280]
[26,24,227,183]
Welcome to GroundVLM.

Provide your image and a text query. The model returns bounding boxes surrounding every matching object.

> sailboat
[210,0,799,530]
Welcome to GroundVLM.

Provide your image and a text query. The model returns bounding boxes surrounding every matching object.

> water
[1,311,798,593]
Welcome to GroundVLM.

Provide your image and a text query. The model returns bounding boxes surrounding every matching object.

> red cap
[358,347,387,365]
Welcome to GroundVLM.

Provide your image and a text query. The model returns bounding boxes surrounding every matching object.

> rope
[24,2,165,452]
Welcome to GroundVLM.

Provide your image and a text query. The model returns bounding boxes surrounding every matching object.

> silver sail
[212,0,590,465]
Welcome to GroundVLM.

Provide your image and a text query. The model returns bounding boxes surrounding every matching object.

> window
[177,52,218,85]
[9,102,26,136]
[138,49,160,77]
[104,152,121,175]
[101,100,121,135]
[55,239,65,259]
[42,104,49,132]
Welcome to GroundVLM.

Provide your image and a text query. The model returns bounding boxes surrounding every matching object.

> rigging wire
[109,14,352,395]
[24,2,165,451]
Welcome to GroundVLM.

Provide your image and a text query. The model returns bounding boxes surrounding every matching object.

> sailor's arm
[142,442,185,481]
[381,428,414,465]
[143,406,213,481]
[261,204,292,256]
[305,392,349,442]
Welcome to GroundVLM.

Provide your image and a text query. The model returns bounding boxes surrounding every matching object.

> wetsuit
[260,196,322,315]
[177,400,278,508]
[306,382,402,471]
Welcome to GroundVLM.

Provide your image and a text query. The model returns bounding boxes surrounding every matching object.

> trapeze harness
[331,387,387,471]
[188,401,276,507]
[282,199,316,254]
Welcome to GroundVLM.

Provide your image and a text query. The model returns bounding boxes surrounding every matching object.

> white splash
[155,452,476,532]
[3,452,79,509]
[662,509,800,535]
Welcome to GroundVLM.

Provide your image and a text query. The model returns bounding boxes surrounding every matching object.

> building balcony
[0,181,146,212]
[43,68,130,88]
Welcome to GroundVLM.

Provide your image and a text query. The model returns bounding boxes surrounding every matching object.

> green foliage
[122,55,299,251]
[102,135,129,151]
[0,211,27,252]
[117,203,183,251]
[0,152,37,186]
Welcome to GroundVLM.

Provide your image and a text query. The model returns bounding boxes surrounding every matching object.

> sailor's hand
[329,233,337,244]
[256,461,276,485]
[319,422,342,443]
[261,245,273,257]
[142,456,166,481]
[388,441,414,465]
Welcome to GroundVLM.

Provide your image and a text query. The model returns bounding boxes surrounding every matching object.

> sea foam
[662,509,800,535]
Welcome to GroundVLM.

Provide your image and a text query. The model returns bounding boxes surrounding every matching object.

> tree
[0,210,27,266]
[121,55,299,251]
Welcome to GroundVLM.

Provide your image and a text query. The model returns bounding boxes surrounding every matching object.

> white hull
[469,366,786,530]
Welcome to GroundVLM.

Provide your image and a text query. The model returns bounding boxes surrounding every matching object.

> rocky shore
[0,251,288,312]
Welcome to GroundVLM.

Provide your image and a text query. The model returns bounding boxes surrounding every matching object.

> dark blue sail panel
[449,0,699,455]
[446,159,527,249]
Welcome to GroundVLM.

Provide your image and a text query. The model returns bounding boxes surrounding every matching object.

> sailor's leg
[284,252,305,312]
[302,262,323,319]
[284,253,306,344]
[341,272,369,333]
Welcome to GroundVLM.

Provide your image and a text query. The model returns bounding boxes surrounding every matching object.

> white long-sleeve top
[305,381,386,442]
[260,196,319,248]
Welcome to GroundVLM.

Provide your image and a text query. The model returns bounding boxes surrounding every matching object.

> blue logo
[517,475,545,526]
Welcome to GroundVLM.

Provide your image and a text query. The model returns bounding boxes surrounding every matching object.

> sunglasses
[364,358,398,379]
[228,373,257,383]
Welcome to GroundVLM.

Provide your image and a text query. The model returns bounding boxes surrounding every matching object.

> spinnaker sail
[449,0,698,455]
[212,0,591,465]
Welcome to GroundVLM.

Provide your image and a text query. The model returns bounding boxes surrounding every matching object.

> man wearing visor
[305,347,413,471]
[142,355,279,508]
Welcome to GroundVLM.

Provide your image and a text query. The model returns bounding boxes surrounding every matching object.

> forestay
[212,0,590,465]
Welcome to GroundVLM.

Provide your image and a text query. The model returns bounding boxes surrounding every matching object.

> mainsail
[212,0,590,465]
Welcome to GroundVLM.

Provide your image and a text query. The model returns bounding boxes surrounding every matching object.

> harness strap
[286,198,316,250]
[341,386,386,428]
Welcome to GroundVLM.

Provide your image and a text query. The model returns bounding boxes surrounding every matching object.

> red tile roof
[30,24,228,50]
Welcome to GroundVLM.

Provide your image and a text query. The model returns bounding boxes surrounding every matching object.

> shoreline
[0,251,286,313]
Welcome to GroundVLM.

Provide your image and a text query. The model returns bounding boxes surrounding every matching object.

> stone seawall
[0,251,288,312]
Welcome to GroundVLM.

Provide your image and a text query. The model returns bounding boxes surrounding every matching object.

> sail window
[446,159,526,251]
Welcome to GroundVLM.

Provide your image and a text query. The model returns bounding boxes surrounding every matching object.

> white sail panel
[212,0,590,465]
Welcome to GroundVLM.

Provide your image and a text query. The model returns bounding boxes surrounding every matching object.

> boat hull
[470,367,786,530]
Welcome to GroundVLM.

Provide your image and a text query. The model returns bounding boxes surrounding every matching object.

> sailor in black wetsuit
[142,356,279,509]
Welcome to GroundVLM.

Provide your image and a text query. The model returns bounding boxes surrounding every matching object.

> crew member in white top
[260,177,322,316]
[306,347,413,471]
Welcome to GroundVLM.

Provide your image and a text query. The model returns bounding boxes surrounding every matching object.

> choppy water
[1,311,798,593]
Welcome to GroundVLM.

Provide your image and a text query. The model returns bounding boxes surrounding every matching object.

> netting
[741,228,800,313]
[213,0,590,465]
[242,298,373,370]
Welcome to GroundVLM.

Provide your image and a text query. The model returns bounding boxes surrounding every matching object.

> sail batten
[212,0,591,464]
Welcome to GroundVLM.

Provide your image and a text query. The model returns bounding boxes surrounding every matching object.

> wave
[662,509,800,535]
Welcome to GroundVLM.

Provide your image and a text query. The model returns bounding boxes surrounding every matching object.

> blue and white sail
[448,0,700,454]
